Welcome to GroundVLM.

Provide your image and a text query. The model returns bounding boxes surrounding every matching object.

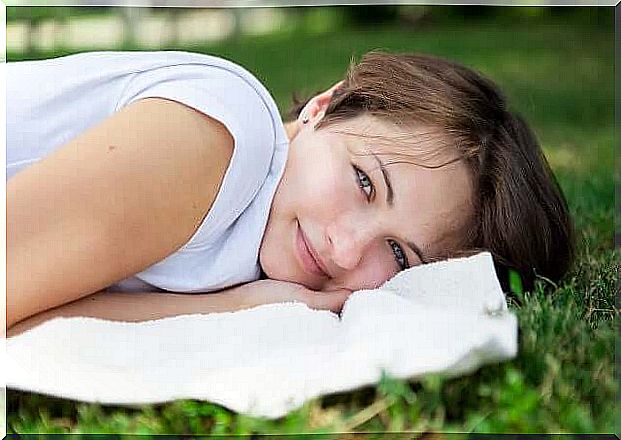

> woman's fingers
[307,288,354,313]
[238,279,353,314]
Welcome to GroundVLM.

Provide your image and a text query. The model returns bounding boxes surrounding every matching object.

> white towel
[5,252,517,419]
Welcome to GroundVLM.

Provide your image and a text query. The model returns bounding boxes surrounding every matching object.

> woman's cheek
[306,167,350,207]
[343,255,397,291]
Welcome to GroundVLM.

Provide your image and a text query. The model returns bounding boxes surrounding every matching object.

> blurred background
[6,5,618,434]
[6,6,612,56]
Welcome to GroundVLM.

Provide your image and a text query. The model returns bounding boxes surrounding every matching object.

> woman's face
[260,112,474,292]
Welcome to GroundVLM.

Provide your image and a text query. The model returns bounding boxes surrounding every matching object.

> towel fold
[5,252,517,419]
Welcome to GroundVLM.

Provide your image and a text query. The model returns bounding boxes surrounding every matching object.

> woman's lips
[296,221,329,278]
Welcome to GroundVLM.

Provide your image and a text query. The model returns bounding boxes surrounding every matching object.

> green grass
[7,10,618,435]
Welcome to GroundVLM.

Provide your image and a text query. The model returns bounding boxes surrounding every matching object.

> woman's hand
[238,279,353,314]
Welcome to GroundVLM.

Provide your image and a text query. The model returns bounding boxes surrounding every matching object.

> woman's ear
[299,81,344,126]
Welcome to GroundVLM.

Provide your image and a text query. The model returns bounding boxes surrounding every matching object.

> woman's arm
[7,98,233,329]
[6,280,353,338]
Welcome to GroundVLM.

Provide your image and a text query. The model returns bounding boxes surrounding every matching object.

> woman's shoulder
[109,50,287,142]
[67,51,274,103]
[25,50,282,126]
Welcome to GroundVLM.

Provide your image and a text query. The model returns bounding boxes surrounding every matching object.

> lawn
[6,8,618,435]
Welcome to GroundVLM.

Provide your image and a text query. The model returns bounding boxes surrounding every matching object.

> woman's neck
[284,121,299,142]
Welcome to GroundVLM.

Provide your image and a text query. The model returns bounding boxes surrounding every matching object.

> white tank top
[6,51,289,292]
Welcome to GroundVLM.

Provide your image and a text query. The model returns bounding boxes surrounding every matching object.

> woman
[6,50,574,335]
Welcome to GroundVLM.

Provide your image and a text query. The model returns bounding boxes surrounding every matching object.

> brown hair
[289,51,575,293]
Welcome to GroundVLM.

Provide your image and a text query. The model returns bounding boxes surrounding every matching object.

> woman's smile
[295,220,330,278]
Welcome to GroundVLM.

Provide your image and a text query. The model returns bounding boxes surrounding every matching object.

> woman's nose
[325,217,374,271]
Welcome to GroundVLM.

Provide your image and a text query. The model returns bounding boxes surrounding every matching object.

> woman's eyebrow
[370,152,427,265]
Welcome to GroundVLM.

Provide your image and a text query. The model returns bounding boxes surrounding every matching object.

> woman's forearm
[6,286,258,338]
[6,279,351,339]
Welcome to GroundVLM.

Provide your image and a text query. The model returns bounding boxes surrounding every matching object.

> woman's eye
[354,166,374,200]
[388,239,409,270]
